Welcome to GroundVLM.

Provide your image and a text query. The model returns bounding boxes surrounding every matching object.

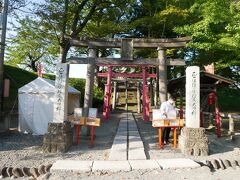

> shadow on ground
[0,113,121,154]
[133,112,240,159]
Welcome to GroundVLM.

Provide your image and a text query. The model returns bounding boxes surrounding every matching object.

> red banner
[208,92,215,105]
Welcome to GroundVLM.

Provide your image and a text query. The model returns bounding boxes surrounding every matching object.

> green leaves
[175,0,240,72]
[7,16,59,72]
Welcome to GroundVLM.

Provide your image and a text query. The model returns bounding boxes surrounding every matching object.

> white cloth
[160,101,176,119]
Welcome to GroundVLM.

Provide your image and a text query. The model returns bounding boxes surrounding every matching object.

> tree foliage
[174,0,240,83]
[7,17,58,72]
[6,0,240,83]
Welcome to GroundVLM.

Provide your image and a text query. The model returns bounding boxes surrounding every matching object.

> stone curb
[50,159,200,172]
[50,160,93,172]
[156,158,201,169]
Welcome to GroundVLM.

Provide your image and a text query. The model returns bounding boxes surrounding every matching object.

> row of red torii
[66,36,191,121]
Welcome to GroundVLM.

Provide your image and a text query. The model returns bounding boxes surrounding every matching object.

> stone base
[178,127,208,156]
[43,122,73,153]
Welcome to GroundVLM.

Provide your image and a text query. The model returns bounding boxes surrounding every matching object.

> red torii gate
[67,36,191,121]
[97,65,157,121]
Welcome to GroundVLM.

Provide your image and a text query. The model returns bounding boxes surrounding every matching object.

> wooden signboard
[68,116,100,127]
[152,119,184,127]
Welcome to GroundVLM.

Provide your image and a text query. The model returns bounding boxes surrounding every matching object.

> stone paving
[108,113,146,160]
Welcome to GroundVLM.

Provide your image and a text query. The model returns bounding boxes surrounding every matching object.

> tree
[7,17,58,72]
[128,0,195,79]
[174,0,240,83]
[35,0,136,63]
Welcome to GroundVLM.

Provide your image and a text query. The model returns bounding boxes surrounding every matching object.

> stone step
[50,159,201,172]
[92,161,131,172]
[156,158,201,169]
[50,160,92,172]
[129,160,160,170]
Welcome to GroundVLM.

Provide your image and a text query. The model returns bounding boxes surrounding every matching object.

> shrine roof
[168,71,234,93]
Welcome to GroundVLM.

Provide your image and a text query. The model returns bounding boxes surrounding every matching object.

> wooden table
[152,119,184,149]
[68,116,101,147]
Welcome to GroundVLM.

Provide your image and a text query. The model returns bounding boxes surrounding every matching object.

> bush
[68,78,104,108]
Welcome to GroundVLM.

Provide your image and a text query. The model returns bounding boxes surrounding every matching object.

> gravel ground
[1,111,240,179]
[0,113,120,168]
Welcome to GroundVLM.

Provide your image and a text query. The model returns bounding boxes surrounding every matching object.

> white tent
[18,77,80,135]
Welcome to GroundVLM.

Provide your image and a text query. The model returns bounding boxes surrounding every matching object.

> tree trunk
[31,62,38,72]
[59,37,70,63]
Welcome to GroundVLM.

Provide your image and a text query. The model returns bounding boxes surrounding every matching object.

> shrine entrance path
[1,110,240,169]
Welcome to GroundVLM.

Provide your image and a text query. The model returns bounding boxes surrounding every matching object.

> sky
[69,64,87,79]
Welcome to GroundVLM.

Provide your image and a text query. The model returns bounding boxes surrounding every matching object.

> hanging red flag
[208,92,215,105]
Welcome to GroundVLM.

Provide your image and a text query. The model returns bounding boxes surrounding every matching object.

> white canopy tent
[18,77,80,135]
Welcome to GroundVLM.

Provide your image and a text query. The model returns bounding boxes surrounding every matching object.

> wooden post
[179,89,184,119]
[154,80,158,107]
[200,111,204,127]
[137,82,141,113]
[142,66,150,121]
[112,82,117,111]
[158,47,167,104]
[125,81,128,111]
[173,128,177,149]
[149,68,154,106]
[209,113,213,127]
[103,66,112,120]
[214,93,221,137]
[156,68,159,106]
[228,114,234,135]
[84,47,96,117]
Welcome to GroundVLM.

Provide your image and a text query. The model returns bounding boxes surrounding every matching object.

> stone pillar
[178,66,208,156]
[158,47,167,104]
[53,63,69,123]
[46,63,72,153]
[137,82,141,113]
[83,47,96,117]
[112,82,117,111]
[125,81,128,111]
[185,66,200,128]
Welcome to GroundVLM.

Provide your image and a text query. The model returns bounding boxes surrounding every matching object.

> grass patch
[3,65,103,111]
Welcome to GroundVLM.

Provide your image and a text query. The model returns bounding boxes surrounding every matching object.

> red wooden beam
[96,63,155,67]
[97,72,157,78]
